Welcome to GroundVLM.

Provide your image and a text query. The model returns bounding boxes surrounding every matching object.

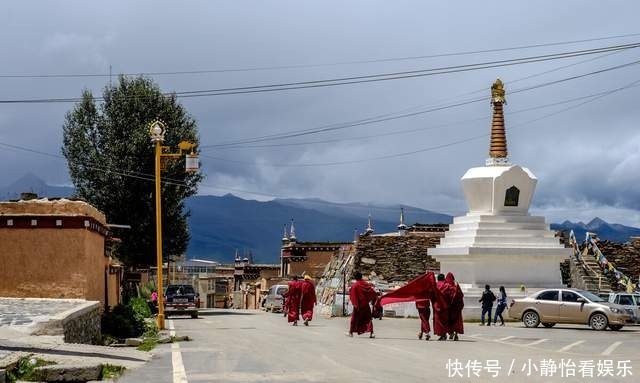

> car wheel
[191,312,198,319]
[542,322,556,328]
[523,311,540,328]
[609,324,623,331]
[589,313,608,331]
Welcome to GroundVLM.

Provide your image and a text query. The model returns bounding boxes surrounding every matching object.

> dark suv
[165,284,200,318]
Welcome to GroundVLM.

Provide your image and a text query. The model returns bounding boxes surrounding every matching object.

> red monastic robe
[286,280,302,323]
[446,273,464,334]
[300,279,317,321]
[416,299,431,333]
[349,279,378,334]
[433,279,451,336]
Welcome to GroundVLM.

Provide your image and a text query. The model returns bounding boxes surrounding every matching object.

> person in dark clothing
[478,284,496,326]
[493,286,507,326]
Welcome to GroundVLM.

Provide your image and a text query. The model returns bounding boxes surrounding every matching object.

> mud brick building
[0,194,121,307]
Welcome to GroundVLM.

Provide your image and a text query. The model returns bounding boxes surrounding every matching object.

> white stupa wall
[429,164,571,288]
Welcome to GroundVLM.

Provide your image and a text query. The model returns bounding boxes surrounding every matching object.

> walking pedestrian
[416,299,431,340]
[493,286,507,326]
[434,273,451,340]
[445,273,464,341]
[300,275,317,326]
[348,271,378,338]
[479,284,496,326]
[285,276,302,326]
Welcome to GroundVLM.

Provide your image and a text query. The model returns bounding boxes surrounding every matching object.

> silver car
[264,284,288,313]
[599,292,640,323]
[509,288,632,331]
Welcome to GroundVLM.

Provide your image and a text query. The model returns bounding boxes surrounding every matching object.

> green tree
[62,76,202,266]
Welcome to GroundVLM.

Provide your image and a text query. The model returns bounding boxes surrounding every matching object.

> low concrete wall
[32,300,102,344]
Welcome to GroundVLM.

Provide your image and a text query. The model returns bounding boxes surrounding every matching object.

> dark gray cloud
[1,1,640,226]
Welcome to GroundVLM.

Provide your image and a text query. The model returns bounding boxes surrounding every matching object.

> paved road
[119,309,639,383]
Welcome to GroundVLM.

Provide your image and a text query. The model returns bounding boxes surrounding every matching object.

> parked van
[264,284,288,313]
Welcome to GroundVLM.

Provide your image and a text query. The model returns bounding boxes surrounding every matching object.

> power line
[2,42,639,104]
[200,57,640,148]
[211,84,640,150]
[0,142,189,188]
[203,50,627,150]
[199,78,640,167]
[2,32,640,79]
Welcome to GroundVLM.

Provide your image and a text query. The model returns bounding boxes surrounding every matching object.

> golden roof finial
[491,78,506,104]
[489,79,508,160]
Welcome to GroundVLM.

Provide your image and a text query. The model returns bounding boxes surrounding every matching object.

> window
[504,186,520,207]
[6,219,13,226]
[617,295,635,306]
[562,291,580,302]
[536,290,558,301]
[30,219,37,226]
[56,219,62,227]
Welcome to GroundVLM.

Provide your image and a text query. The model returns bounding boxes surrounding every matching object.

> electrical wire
[210,84,640,150]
[199,77,640,167]
[200,57,640,148]
[2,32,640,79]
[1,42,639,104]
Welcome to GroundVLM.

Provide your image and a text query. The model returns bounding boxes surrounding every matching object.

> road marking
[557,340,585,352]
[525,339,549,346]
[499,336,515,341]
[168,320,188,383]
[601,341,623,356]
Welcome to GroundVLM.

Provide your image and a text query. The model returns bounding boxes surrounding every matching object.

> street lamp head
[149,119,167,142]
[185,153,199,173]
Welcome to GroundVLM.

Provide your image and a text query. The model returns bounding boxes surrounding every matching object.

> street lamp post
[149,119,199,330]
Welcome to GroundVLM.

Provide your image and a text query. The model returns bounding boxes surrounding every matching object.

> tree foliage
[62,76,202,266]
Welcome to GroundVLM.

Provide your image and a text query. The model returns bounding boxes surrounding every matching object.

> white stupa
[429,79,571,288]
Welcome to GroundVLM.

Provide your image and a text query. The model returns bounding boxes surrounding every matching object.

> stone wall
[31,301,102,345]
[63,303,102,344]
[594,239,640,290]
[353,234,442,282]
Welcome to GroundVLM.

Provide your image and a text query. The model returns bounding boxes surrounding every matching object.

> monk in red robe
[300,275,317,326]
[416,299,431,340]
[445,272,464,341]
[433,273,451,341]
[349,271,378,338]
[285,276,302,325]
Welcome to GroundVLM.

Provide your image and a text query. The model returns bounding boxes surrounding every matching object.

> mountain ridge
[3,173,639,263]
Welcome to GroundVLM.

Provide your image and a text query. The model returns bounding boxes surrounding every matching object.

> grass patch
[6,357,56,383]
[100,364,125,380]
[137,320,159,351]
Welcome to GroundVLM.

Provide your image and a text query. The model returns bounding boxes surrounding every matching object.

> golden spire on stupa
[489,79,508,161]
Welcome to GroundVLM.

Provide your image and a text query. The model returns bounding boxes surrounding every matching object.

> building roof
[0,198,106,224]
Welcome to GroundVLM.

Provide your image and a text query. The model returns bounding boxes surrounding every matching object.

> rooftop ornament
[487,79,510,166]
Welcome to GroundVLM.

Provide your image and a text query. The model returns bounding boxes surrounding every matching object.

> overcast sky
[1,1,640,226]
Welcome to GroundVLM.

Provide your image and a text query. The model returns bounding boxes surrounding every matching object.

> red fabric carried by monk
[300,279,316,321]
[379,272,437,306]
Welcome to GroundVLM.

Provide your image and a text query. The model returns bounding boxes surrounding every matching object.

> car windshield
[576,290,605,302]
[166,285,195,295]
[276,287,287,295]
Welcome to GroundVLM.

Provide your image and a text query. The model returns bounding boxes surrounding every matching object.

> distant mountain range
[551,218,640,244]
[0,172,74,201]
[2,173,639,263]
[185,194,452,263]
